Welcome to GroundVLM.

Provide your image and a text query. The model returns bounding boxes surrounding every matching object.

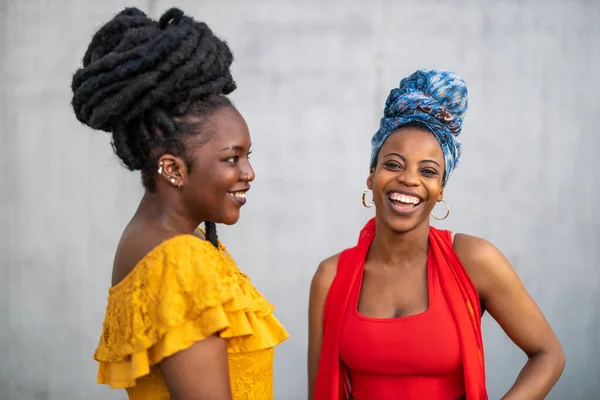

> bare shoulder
[112,225,180,286]
[452,233,518,297]
[452,233,501,267]
[310,253,341,297]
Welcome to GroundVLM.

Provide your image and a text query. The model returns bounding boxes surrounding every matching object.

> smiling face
[183,107,255,225]
[158,106,255,226]
[368,125,445,233]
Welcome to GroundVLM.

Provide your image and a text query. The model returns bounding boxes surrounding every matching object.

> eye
[247,151,252,160]
[384,161,402,169]
[422,169,438,176]
[225,156,239,164]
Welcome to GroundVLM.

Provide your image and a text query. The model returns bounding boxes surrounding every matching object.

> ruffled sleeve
[93,235,289,389]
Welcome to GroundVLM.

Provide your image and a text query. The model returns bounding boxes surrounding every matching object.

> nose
[398,165,419,186]
[241,161,255,183]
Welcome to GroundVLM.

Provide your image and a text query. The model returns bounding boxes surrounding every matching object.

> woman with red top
[308,70,565,400]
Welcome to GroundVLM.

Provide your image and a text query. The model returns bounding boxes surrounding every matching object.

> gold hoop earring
[431,199,450,220]
[362,188,374,208]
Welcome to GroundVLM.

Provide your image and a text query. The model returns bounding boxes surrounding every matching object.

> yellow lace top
[94,235,289,400]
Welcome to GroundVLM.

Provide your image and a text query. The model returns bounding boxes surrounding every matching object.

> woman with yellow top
[71,7,288,400]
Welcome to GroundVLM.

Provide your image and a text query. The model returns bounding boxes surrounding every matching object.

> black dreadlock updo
[71,7,236,248]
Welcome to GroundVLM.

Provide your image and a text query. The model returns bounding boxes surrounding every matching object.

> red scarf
[313,218,487,400]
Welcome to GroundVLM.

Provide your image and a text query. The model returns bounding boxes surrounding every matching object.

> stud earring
[170,178,176,183]
[157,162,163,175]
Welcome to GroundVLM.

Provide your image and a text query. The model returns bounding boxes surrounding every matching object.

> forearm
[501,351,565,400]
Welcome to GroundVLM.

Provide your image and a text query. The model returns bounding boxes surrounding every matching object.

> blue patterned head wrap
[370,69,468,186]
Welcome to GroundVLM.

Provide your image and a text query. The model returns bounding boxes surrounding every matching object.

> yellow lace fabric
[94,235,289,400]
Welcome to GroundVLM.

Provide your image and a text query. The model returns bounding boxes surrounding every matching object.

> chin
[222,212,241,226]
[379,213,428,234]
[387,221,417,234]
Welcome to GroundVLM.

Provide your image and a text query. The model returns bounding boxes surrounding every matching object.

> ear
[437,187,444,202]
[366,168,375,189]
[157,154,190,188]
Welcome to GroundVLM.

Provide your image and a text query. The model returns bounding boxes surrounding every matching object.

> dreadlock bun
[71,7,236,171]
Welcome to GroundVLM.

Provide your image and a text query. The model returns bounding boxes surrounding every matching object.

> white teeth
[389,193,420,204]
[229,191,246,198]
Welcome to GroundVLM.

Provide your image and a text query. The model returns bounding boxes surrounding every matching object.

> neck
[133,191,201,235]
[368,218,430,269]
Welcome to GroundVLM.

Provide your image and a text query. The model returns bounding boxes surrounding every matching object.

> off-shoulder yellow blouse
[93,234,289,400]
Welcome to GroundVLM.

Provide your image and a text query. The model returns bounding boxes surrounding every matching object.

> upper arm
[307,254,339,400]
[159,334,232,400]
[453,234,563,360]
[156,237,234,399]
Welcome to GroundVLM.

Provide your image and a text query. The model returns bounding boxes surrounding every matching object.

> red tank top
[339,255,465,400]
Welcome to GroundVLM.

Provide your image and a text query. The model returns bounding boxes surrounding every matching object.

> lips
[386,190,424,215]
[227,187,250,206]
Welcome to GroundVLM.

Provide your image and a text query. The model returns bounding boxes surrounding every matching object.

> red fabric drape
[313,218,487,400]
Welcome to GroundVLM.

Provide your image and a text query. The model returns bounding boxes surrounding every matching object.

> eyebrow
[382,152,442,168]
[422,159,442,167]
[220,144,252,152]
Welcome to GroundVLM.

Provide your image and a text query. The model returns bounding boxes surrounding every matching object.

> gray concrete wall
[1,0,599,399]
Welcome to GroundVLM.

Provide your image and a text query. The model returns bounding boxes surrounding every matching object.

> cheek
[187,168,219,200]
[217,166,240,188]
[370,171,390,204]
[371,169,391,190]
[423,186,443,209]
[426,178,443,195]
[202,166,240,198]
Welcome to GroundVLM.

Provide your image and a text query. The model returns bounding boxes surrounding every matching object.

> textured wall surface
[1,0,599,399]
